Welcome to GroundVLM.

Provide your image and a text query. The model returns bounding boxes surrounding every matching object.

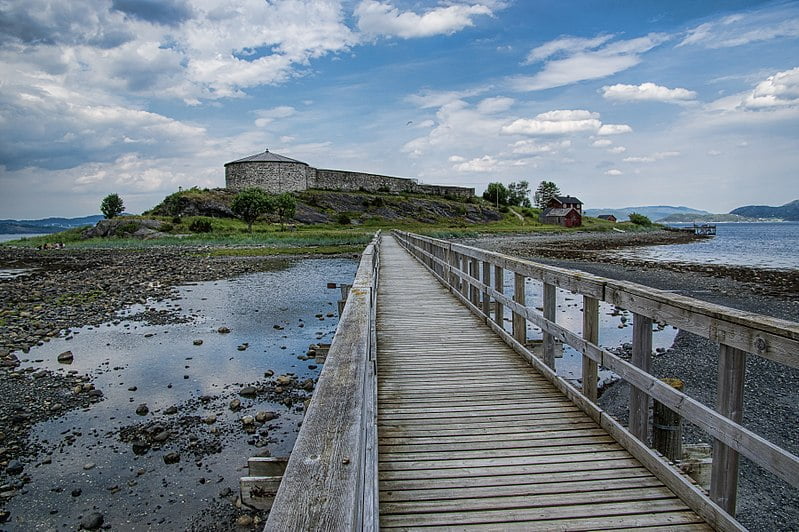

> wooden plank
[247,456,288,477]
[379,442,623,463]
[380,498,692,527]
[494,264,505,328]
[381,511,709,531]
[630,312,653,443]
[381,485,678,514]
[379,449,634,472]
[711,344,746,515]
[582,295,599,402]
[513,272,526,345]
[543,281,556,368]
[380,473,660,502]
[379,465,652,491]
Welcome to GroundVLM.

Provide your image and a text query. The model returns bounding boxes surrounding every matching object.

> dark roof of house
[225,149,308,166]
[542,207,581,217]
[554,195,583,205]
[597,214,616,220]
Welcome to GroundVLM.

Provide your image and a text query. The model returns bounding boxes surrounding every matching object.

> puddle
[4,258,357,531]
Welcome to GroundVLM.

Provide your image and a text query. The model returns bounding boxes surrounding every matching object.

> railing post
[470,258,480,307]
[494,265,504,328]
[630,313,653,442]
[543,282,557,369]
[481,260,491,317]
[459,254,468,299]
[711,344,746,515]
[513,273,526,345]
[581,296,599,402]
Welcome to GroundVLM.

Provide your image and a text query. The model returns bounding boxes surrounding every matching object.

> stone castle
[224,149,474,200]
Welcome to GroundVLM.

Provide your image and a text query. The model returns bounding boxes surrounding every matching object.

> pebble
[57,351,73,363]
[163,451,180,465]
[136,404,149,416]
[80,512,104,530]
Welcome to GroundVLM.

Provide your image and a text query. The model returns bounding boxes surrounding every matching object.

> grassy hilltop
[6,187,647,254]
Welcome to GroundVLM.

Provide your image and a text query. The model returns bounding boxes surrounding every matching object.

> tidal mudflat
[0,257,356,530]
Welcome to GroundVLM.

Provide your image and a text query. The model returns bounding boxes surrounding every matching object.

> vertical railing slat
[582,296,599,402]
[630,313,653,442]
[513,273,526,345]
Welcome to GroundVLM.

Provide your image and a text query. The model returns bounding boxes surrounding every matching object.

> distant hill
[730,200,799,221]
[0,215,104,234]
[659,213,755,223]
[584,205,709,222]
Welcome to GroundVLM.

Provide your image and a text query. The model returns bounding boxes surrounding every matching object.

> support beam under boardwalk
[376,236,712,530]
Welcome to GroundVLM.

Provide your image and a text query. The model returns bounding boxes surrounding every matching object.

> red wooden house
[540,196,583,227]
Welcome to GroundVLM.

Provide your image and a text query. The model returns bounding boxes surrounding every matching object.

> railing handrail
[265,231,381,531]
[393,230,798,529]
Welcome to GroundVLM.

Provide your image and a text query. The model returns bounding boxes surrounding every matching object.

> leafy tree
[534,181,560,209]
[507,181,532,208]
[628,212,652,225]
[100,193,124,219]
[482,182,509,207]
[231,188,274,233]
[273,193,297,231]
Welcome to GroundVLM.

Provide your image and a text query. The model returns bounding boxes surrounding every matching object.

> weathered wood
[470,257,481,307]
[582,296,599,402]
[711,344,746,515]
[482,260,492,317]
[494,264,504,328]
[653,378,684,463]
[240,476,282,510]
[630,312,653,443]
[265,234,380,531]
[247,456,288,477]
[513,272,526,345]
[543,282,557,369]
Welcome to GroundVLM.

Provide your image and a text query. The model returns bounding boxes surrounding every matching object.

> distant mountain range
[584,206,710,222]
[730,200,799,221]
[0,215,104,234]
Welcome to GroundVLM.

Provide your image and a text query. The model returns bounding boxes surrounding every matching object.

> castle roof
[224,149,308,166]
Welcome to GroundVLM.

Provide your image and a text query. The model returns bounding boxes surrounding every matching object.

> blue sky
[1,0,798,218]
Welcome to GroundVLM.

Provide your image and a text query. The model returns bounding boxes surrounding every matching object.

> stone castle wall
[226,162,312,193]
[226,162,474,199]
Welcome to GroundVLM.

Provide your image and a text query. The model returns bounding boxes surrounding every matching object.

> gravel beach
[463,229,799,531]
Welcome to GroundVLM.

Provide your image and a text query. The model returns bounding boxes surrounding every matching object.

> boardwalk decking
[376,235,711,530]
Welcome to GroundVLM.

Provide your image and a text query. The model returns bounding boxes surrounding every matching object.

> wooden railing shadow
[265,231,381,531]
[394,230,799,532]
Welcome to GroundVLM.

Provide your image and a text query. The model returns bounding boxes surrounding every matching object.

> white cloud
[524,34,614,63]
[454,155,498,173]
[254,106,296,127]
[448,155,466,162]
[501,109,601,136]
[597,124,633,135]
[591,139,612,147]
[355,1,495,39]
[511,33,668,91]
[741,67,799,109]
[608,146,626,154]
[707,150,722,156]
[510,139,570,154]
[604,169,622,176]
[406,87,488,109]
[602,82,697,103]
[622,151,679,163]
[678,4,799,49]
[477,96,514,114]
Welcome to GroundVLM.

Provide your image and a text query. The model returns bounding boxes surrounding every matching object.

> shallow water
[614,222,799,270]
[6,258,357,530]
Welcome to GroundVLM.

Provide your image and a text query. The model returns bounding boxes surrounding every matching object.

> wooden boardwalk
[376,235,711,530]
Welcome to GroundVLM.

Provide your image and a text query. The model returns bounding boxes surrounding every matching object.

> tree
[507,181,532,208]
[273,193,297,231]
[101,193,124,219]
[482,182,509,207]
[231,188,274,233]
[534,181,560,209]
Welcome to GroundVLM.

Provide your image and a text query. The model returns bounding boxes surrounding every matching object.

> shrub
[171,216,182,224]
[189,218,213,233]
[336,212,351,225]
[628,212,652,225]
[159,223,173,233]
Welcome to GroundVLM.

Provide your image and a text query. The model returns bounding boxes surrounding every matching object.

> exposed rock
[135,404,149,416]
[239,386,257,397]
[57,350,74,363]
[163,451,180,465]
[79,512,104,531]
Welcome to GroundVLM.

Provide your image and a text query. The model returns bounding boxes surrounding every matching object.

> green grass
[1,211,654,251]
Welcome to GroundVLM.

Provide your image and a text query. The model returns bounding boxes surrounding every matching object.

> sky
[1,0,798,218]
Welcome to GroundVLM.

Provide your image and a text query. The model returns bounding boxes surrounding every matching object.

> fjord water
[619,222,799,270]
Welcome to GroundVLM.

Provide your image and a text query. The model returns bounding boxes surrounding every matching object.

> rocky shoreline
[463,229,798,531]
[0,246,355,530]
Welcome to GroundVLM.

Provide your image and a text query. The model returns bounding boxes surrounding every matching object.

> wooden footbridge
[265,232,799,531]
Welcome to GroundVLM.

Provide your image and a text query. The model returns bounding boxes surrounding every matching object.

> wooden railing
[394,230,799,530]
[265,232,381,531]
